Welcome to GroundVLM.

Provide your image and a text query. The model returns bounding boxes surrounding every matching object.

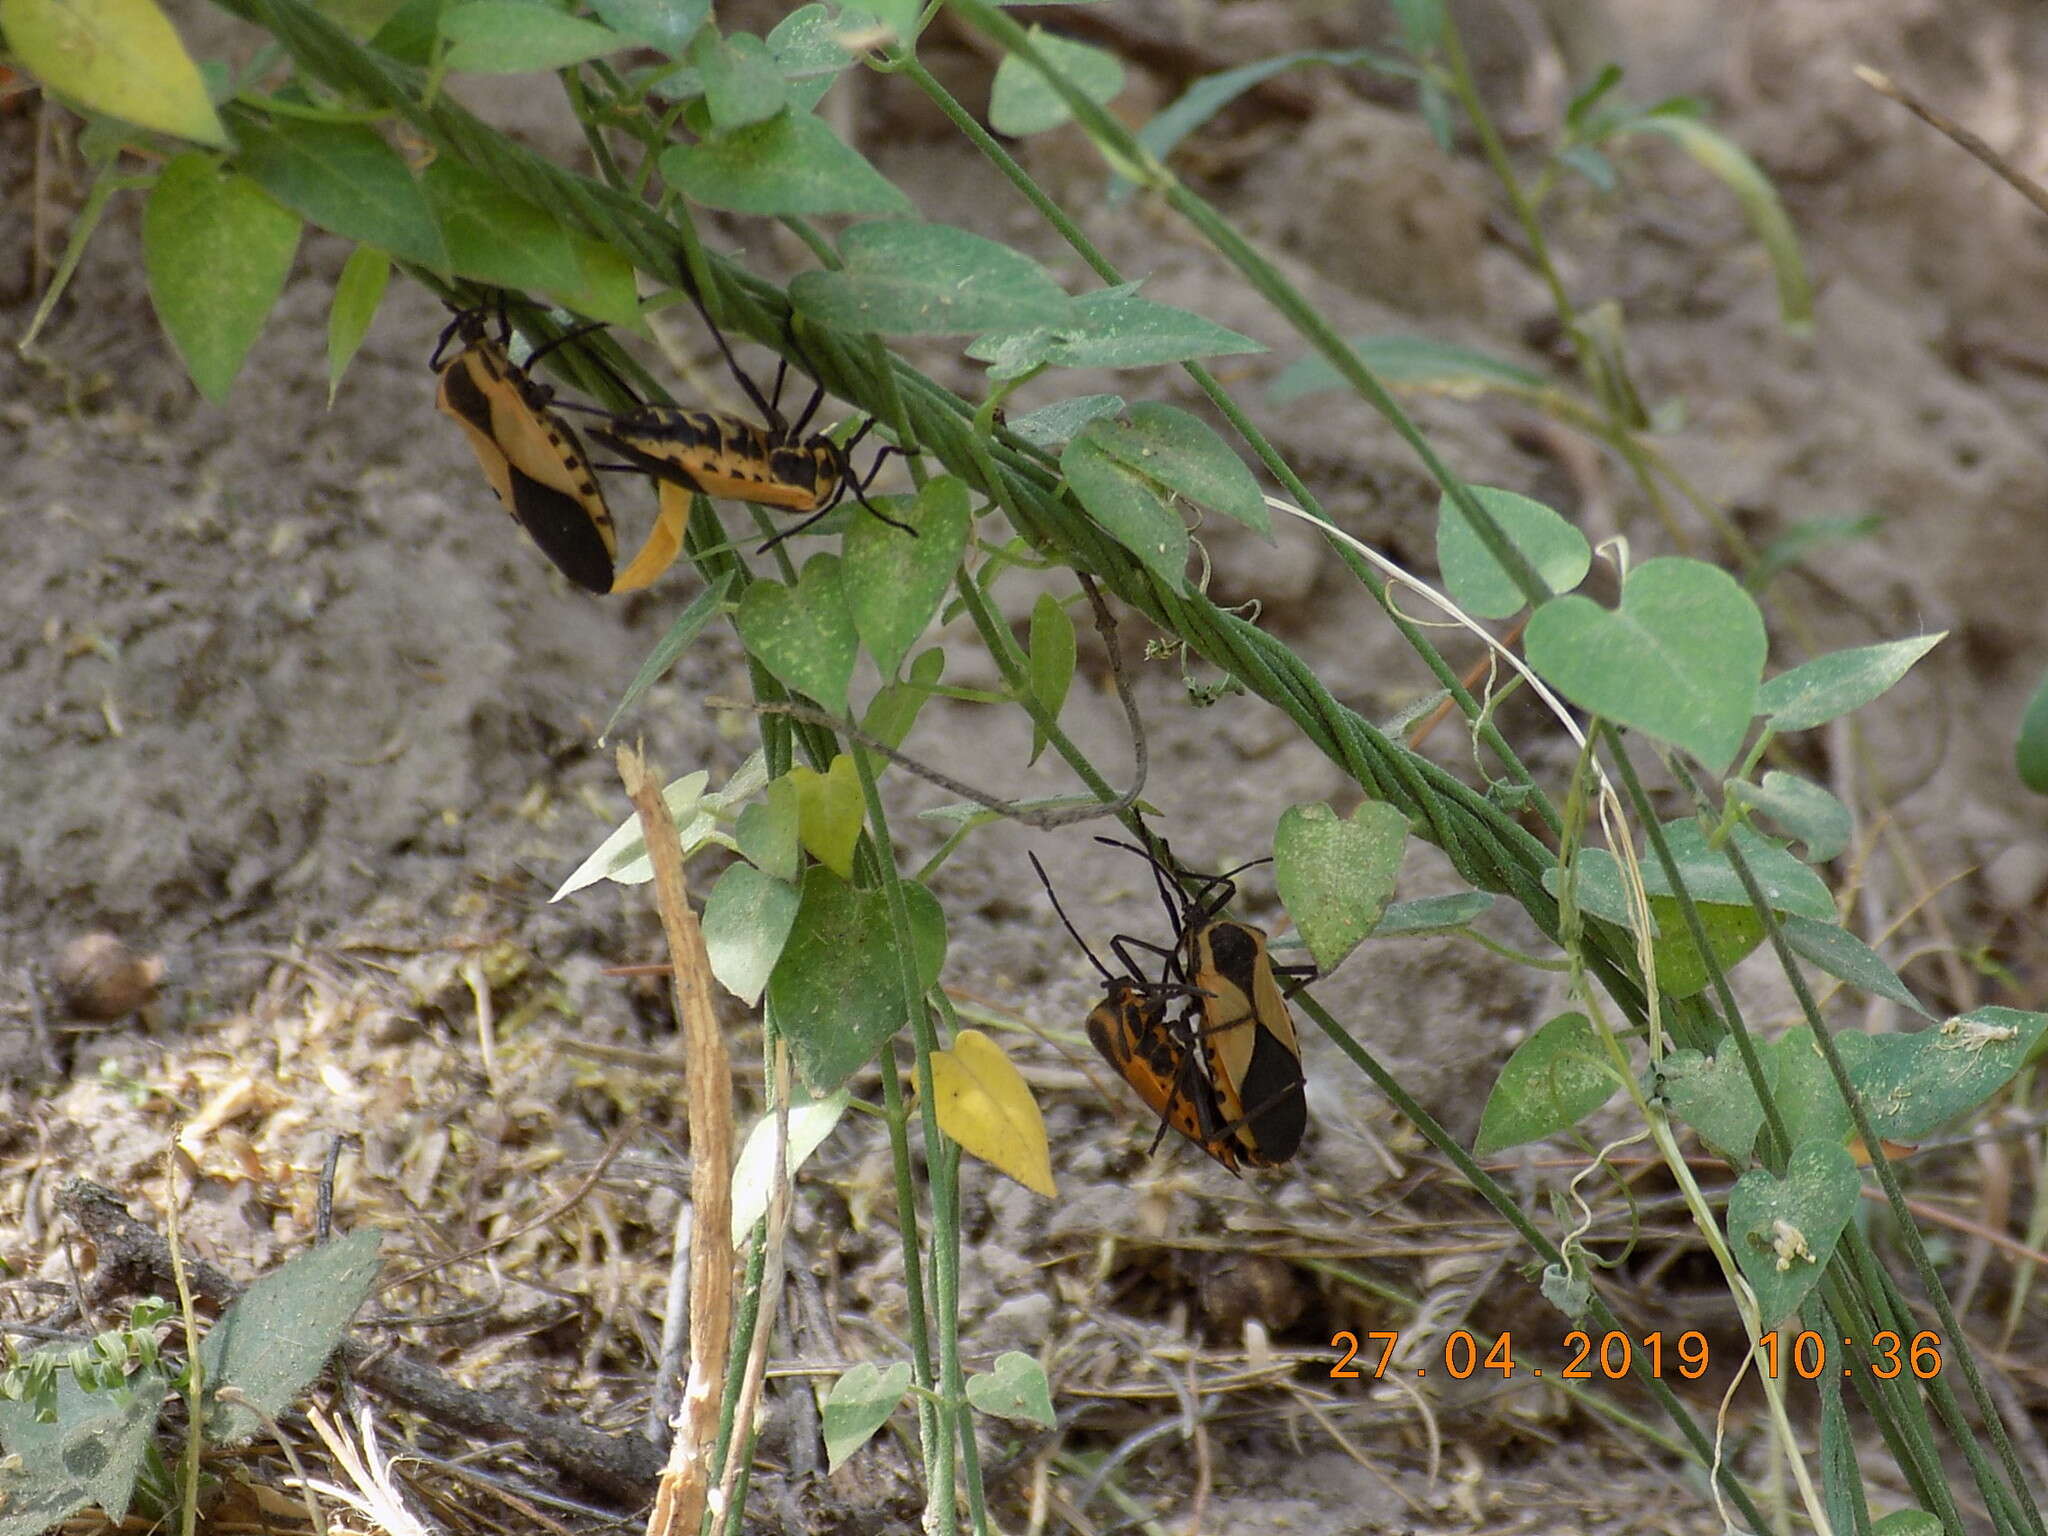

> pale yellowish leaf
[930,1029,1056,1199]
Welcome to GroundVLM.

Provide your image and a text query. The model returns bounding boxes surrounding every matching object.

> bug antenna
[677,261,787,430]
[1093,835,1190,932]
[1029,853,1115,986]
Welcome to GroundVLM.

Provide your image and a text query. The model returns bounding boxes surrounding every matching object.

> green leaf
[550,772,708,898]
[1473,1012,1619,1155]
[1131,48,1400,185]
[1743,512,1883,593]
[969,286,1264,375]
[1076,402,1268,535]
[1525,556,1766,776]
[326,244,389,404]
[842,476,972,677]
[662,112,911,216]
[863,647,945,750]
[964,1351,1055,1425]
[590,0,706,56]
[1727,770,1850,862]
[703,862,802,1005]
[1272,800,1406,973]
[1060,434,1187,593]
[420,159,641,326]
[1842,1008,2048,1142]
[0,1353,167,1531]
[789,221,1071,334]
[1373,892,1493,934]
[735,775,801,882]
[1726,1142,1858,1326]
[2021,664,2048,795]
[1437,485,1593,619]
[694,28,786,129]
[143,155,301,403]
[988,26,1124,136]
[822,1361,912,1471]
[1769,1028,1853,1152]
[1758,633,1944,732]
[1871,1512,1943,1536]
[230,115,445,268]
[788,755,863,880]
[1026,591,1075,765]
[1644,896,1764,998]
[1623,112,1812,332]
[1,0,226,145]
[200,1229,383,1444]
[1552,820,1837,927]
[735,554,857,714]
[1779,912,1929,1018]
[769,869,948,1092]
[601,572,734,742]
[439,0,629,71]
[1268,335,1547,405]
[1657,1047,1765,1163]
[1005,393,1123,448]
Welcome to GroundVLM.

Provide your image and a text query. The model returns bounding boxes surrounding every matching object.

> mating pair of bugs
[1036,840,1310,1174]
[431,281,905,594]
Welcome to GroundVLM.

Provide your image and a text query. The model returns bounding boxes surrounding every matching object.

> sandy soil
[6,0,2048,1531]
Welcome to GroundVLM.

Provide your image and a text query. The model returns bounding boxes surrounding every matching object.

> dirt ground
[7,0,2048,1531]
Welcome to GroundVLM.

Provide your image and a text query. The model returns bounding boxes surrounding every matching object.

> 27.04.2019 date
[1329,1329,1945,1381]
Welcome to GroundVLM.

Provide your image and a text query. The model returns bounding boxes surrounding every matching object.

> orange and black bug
[1104,838,1312,1168]
[583,279,912,550]
[432,308,619,594]
[1029,852,1243,1172]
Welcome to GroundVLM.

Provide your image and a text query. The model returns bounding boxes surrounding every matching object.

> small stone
[54,933,164,1021]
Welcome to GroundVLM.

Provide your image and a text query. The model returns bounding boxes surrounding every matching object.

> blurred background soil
[5,0,2048,1531]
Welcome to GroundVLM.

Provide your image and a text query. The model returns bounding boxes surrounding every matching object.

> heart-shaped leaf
[1767,1028,1854,1152]
[702,862,802,1005]
[787,755,863,879]
[769,870,948,1092]
[1727,1141,1859,1326]
[964,1351,1055,1426]
[1437,485,1592,619]
[1525,556,1766,776]
[1645,895,1765,998]
[823,1361,913,1471]
[1474,1012,1620,1155]
[1839,1008,2048,1142]
[843,476,972,678]
[1272,800,1407,973]
[864,647,945,750]
[1657,1046,1766,1163]
[930,1029,1055,1198]
[736,554,856,714]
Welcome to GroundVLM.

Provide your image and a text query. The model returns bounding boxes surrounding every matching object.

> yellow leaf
[3,0,228,146]
[789,754,862,879]
[930,1029,1056,1199]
